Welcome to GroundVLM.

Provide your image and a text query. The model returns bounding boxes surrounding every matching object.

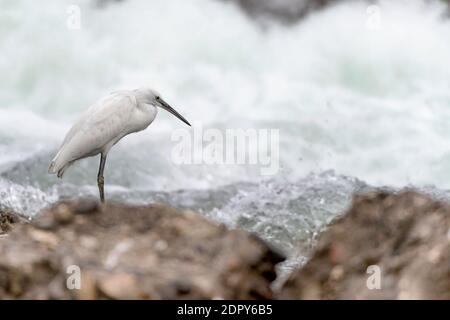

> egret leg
[97,153,107,203]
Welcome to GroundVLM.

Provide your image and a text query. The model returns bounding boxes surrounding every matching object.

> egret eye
[156,96,160,101]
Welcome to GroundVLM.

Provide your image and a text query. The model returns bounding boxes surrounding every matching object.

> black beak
[157,98,191,127]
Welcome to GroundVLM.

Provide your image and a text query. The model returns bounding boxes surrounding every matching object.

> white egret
[48,87,191,202]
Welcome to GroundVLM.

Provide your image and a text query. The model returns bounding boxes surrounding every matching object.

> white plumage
[49,86,190,202]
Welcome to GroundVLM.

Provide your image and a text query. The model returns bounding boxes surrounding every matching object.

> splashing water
[1,0,450,267]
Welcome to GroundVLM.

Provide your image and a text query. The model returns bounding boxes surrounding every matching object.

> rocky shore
[1,190,449,299]
[280,191,450,299]
[0,200,283,299]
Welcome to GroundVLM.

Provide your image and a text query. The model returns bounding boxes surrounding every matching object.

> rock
[280,191,450,299]
[98,273,140,299]
[223,0,348,24]
[0,200,284,299]
[74,272,97,300]
[0,209,26,235]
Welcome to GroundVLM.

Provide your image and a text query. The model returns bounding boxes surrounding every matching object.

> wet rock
[0,209,26,235]
[0,200,284,299]
[223,0,349,24]
[280,191,450,299]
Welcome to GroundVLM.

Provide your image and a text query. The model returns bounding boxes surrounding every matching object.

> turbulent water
[1,0,450,266]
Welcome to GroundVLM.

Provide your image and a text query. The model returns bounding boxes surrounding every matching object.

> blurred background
[1,0,450,272]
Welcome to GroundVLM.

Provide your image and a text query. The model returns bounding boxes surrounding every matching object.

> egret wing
[60,90,135,147]
[50,92,137,172]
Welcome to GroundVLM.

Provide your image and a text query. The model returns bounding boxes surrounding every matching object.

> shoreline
[1,189,449,299]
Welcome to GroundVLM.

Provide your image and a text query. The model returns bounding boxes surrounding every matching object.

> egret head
[136,87,191,126]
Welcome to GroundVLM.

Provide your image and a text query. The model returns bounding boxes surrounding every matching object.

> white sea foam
[1,0,450,257]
